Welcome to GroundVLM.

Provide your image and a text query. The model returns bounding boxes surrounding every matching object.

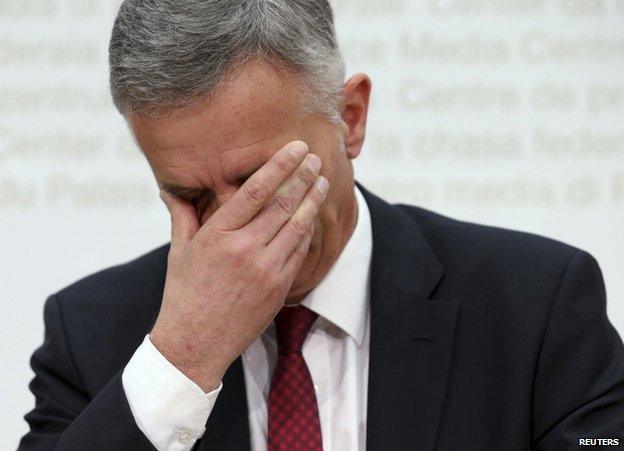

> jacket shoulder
[395,204,584,292]
[49,243,170,392]
[397,203,580,260]
[55,243,169,311]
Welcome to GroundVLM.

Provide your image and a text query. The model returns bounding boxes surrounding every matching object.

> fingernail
[289,141,308,158]
[306,153,321,173]
[315,176,329,197]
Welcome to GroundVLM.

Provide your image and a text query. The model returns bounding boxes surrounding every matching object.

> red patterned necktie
[268,305,323,451]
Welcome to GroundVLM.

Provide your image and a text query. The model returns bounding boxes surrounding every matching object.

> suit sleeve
[17,294,156,451]
[533,250,624,450]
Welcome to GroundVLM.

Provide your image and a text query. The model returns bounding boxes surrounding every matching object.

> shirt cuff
[122,334,222,451]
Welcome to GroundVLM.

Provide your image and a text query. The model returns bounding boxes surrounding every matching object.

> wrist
[149,328,226,393]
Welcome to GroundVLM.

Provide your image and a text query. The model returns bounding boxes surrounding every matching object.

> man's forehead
[131,62,305,148]
[153,133,284,196]
[132,72,300,145]
[129,61,309,190]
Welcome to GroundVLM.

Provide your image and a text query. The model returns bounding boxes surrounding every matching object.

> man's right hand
[149,140,328,392]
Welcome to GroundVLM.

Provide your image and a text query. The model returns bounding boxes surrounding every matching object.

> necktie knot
[274,305,318,356]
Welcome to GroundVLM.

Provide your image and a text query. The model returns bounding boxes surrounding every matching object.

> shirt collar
[299,185,372,347]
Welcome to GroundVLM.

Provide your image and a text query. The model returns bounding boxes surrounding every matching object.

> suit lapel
[359,184,460,451]
[195,357,251,451]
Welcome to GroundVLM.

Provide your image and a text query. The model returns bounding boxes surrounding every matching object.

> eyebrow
[159,165,261,200]
[160,184,206,200]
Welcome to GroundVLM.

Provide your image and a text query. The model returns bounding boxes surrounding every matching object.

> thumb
[159,191,200,249]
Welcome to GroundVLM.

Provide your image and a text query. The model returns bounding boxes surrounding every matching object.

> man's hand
[149,141,328,392]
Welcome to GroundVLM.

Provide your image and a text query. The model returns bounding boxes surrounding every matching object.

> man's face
[128,60,360,301]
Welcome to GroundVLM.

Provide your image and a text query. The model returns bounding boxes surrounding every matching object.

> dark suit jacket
[18,184,624,451]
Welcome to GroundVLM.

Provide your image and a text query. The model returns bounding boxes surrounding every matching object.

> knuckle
[218,234,252,262]
[243,180,270,205]
[254,258,273,279]
[290,217,309,235]
[274,155,293,175]
[295,165,314,185]
[251,257,265,273]
[232,236,254,256]
[273,194,296,215]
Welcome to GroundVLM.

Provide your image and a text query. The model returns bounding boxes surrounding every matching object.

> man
[18,1,624,450]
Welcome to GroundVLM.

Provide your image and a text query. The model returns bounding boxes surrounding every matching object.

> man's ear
[340,73,372,160]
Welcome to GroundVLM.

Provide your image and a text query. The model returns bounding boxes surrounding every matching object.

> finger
[209,140,309,231]
[160,191,200,250]
[282,220,315,276]
[267,175,329,263]
[244,152,321,244]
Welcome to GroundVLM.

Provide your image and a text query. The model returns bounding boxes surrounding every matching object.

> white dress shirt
[123,186,373,451]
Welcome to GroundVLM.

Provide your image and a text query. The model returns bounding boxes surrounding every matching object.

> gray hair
[109,0,346,122]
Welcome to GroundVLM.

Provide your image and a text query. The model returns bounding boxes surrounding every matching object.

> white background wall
[1,0,623,448]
